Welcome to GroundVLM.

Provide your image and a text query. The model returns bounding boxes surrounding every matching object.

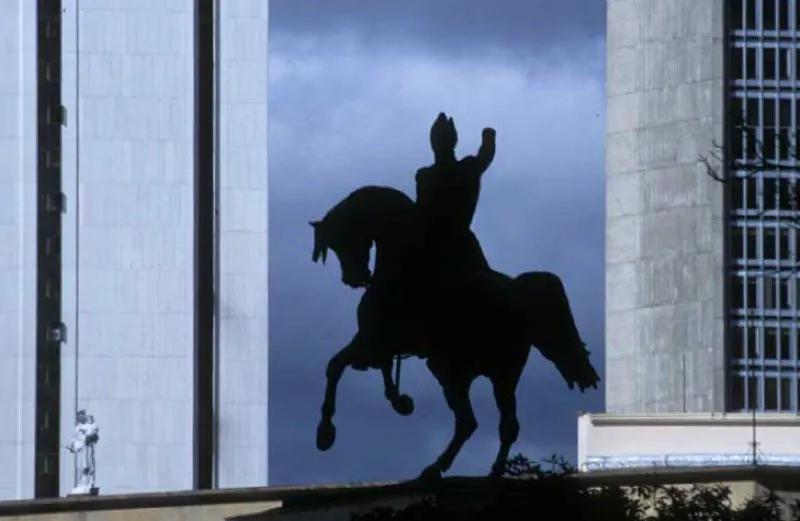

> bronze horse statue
[310,185,600,479]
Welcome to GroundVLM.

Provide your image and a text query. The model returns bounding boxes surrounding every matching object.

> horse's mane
[322,185,415,227]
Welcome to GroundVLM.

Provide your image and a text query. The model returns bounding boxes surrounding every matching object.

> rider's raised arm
[463,128,496,176]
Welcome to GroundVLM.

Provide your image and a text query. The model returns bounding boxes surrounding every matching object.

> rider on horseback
[415,112,496,279]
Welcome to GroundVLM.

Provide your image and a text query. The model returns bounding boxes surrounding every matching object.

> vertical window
[731,374,746,410]
[765,179,778,210]
[778,128,792,159]
[764,47,777,79]
[780,228,791,259]
[764,228,777,259]
[764,0,777,30]
[746,177,759,209]
[734,46,744,79]
[765,377,778,410]
[781,277,793,309]
[732,226,744,257]
[779,0,790,30]
[779,179,793,210]
[748,277,759,308]
[764,128,778,160]
[747,47,758,79]
[747,227,759,258]
[732,326,758,358]
[732,275,745,308]
[781,377,792,410]
[733,0,745,30]
[780,328,791,360]
[765,327,778,358]
[749,376,759,409]
[747,0,758,30]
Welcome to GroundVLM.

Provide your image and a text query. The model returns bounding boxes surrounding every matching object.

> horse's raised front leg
[380,362,415,416]
[418,370,477,481]
[489,376,521,478]
[316,336,361,451]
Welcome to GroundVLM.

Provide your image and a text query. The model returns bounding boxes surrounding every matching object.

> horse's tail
[514,272,601,393]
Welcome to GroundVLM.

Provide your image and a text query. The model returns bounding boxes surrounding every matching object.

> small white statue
[65,410,99,495]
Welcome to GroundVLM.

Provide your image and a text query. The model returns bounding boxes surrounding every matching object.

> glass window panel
[780,98,792,127]
[748,0,758,29]
[764,97,776,127]
[731,374,746,410]
[747,97,760,126]
[780,328,791,360]
[732,276,745,308]
[765,179,778,210]
[732,226,744,258]
[747,227,758,258]
[764,128,778,160]
[765,327,778,358]
[765,377,778,410]
[733,326,746,358]
[765,228,777,259]
[733,0,745,29]
[779,178,792,210]
[781,277,793,309]
[749,376,759,409]
[780,377,792,410]
[746,177,759,209]
[780,228,791,259]
[765,48,777,79]
[779,128,791,159]
[764,0,777,30]
[734,46,744,79]
[780,0,790,30]
[747,47,758,79]
[748,278,758,308]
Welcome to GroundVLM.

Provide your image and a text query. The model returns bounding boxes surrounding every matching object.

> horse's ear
[309,220,318,228]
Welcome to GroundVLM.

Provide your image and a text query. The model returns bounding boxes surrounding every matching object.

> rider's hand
[482,128,496,142]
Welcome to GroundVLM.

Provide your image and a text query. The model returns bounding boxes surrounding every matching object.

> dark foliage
[352,455,800,521]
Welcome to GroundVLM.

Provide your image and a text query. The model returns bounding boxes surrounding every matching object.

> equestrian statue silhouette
[309,112,600,480]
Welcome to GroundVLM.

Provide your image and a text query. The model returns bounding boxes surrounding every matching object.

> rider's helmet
[429,112,458,156]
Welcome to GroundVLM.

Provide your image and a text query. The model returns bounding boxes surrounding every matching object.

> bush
[353,455,800,521]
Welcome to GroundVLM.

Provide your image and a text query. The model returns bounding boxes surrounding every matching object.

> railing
[582,453,800,472]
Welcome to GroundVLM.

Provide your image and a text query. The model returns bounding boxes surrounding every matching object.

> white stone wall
[578,412,800,471]
[0,0,38,501]
[60,0,196,495]
[605,0,728,413]
[215,0,269,488]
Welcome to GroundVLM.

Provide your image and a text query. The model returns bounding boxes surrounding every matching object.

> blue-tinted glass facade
[729,0,800,412]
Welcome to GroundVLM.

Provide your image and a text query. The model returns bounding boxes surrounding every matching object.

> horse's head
[310,186,417,289]
[310,219,372,289]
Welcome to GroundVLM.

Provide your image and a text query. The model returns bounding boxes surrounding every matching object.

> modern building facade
[605,0,728,414]
[606,0,800,415]
[584,0,800,472]
[0,0,268,500]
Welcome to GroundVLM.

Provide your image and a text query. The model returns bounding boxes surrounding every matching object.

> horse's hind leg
[380,362,415,416]
[316,336,361,451]
[418,370,477,480]
[488,372,523,477]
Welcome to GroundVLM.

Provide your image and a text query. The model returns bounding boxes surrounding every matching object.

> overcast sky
[268,0,606,486]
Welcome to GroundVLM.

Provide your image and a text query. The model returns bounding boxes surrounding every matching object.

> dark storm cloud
[270,0,605,56]
[268,14,605,485]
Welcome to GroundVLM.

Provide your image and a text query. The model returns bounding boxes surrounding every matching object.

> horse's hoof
[316,419,336,451]
[489,462,505,479]
[392,394,415,416]
[417,465,442,482]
